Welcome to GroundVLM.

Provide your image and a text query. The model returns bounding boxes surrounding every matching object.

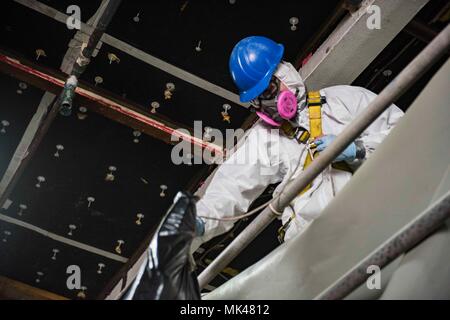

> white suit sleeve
[344,86,404,159]
[196,125,284,244]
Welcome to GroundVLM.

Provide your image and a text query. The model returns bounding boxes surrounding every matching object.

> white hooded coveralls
[195,62,404,245]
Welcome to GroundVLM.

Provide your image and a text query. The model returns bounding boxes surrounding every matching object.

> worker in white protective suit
[192,36,404,249]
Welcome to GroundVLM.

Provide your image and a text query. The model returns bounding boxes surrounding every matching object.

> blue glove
[314,135,356,163]
[195,216,205,236]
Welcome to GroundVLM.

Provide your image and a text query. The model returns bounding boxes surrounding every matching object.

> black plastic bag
[124,192,201,300]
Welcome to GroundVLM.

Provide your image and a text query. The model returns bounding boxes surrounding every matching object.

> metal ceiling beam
[404,19,439,44]
[293,0,350,69]
[300,0,430,90]
[13,0,248,108]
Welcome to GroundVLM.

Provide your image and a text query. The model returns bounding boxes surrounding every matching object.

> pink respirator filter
[277,90,297,120]
[256,90,298,127]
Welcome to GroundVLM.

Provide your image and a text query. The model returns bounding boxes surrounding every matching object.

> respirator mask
[250,62,307,127]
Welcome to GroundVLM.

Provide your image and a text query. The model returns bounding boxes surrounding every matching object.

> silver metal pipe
[316,189,450,299]
[198,24,450,289]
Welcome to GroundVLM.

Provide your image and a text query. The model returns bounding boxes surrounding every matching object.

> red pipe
[0,54,223,156]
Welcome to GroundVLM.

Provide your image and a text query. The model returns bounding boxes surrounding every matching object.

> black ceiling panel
[0,220,123,299]
[0,73,43,178]
[3,106,207,255]
[106,0,341,91]
[80,43,250,133]
[0,1,76,71]
[0,73,208,296]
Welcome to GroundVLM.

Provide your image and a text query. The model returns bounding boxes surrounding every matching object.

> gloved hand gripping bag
[125,192,201,300]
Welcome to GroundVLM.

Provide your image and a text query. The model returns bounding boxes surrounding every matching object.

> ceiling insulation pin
[35,272,44,283]
[2,230,11,242]
[54,144,64,158]
[195,40,202,52]
[159,185,168,198]
[221,104,231,123]
[77,286,87,299]
[97,263,106,274]
[180,1,189,12]
[51,248,60,260]
[36,176,46,188]
[204,127,212,141]
[77,107,88,120]
[18,204,27,216]
[107,52,120,64]
[133,12,141,23]
[87,196,95,208]
[94,76,104,87]
[105,166,117,181]
[68,224,77,236]
[289,17,299,31]
[17,82,27,94]
[60,76,78,116]
[1,120,10,134]
[115,240,125,254]
[150,101,160,114]
[164,83,175,100]
[136,213,144,225]
[133,130,141,143]
[35,48,46,60]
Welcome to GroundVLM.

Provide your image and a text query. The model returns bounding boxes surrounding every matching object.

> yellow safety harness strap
[301,91,323,194]
[278,91,323,243]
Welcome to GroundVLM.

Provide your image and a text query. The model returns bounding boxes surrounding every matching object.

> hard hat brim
[239,44,284,103]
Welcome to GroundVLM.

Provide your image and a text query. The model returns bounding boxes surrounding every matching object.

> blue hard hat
[229,36,284,103]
